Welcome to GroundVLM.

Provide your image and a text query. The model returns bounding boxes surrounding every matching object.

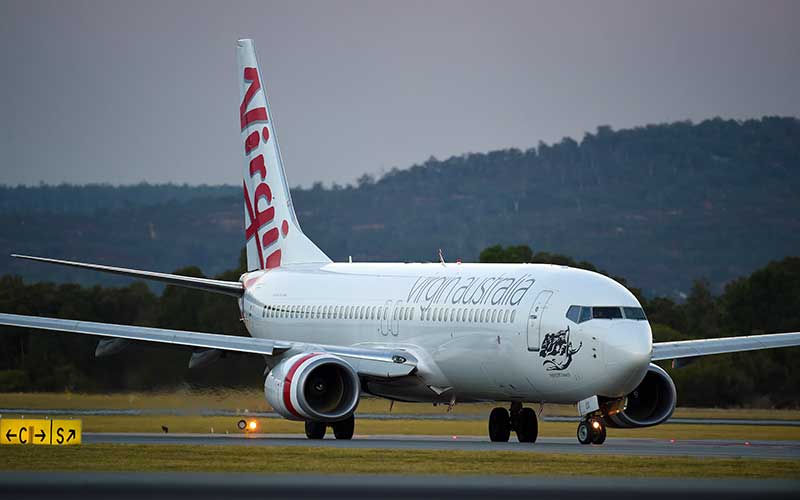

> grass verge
[1,444,798,478]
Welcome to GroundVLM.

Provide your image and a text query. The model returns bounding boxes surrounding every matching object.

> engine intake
[606,363,676,428]
[265,353,360,422]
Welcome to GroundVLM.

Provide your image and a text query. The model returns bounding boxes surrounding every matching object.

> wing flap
[652,332,800,361]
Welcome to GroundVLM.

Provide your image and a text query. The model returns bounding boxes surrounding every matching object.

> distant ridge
[1,116,798,297]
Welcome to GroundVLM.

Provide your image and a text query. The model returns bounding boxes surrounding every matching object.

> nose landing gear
[577,417,606,445]
[488,402,539,443]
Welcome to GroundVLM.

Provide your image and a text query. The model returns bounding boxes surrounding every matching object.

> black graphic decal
[539,326,582,371]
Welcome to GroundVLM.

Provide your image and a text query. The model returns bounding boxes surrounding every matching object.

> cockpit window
[623,307,647,320]
[568,305,644,322]
[592,306,623,319]
[566,305,581,323]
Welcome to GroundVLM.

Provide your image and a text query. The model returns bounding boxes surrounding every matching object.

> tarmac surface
[3,408,799,426]
[84,432,800,459]
[2,472,798,500]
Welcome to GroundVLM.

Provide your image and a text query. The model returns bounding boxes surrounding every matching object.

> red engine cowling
[265,352,360,422]
[606,363,677,428]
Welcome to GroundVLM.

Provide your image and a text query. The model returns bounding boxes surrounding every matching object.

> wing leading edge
[0,313,417,379]
[652,332,800,362]
[11,254,244,297]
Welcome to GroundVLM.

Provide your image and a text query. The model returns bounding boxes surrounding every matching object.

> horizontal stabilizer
[12,254,243,297]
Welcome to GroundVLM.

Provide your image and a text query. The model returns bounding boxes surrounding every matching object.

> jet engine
[606,363,676,428]
[265,352,360,422]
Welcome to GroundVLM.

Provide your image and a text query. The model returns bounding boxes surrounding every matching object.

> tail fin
[236,39,331,271]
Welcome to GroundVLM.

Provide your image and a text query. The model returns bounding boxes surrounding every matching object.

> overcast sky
[1,0,798,187]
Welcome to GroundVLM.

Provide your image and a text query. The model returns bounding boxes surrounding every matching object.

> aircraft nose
[602,322,652,396]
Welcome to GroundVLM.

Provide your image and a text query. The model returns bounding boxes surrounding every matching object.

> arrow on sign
[35,429,46,442]
[67,429,76,442]
[5,429,16,441]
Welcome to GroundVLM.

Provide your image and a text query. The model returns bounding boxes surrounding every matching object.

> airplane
[2,38,799,445]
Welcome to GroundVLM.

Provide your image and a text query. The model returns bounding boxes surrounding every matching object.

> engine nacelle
[265,352,360,422]
[606,363,677,428]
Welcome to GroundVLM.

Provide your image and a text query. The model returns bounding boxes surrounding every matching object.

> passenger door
[391,300,402,337]
[381,300,392,336]
[527,290,553,351]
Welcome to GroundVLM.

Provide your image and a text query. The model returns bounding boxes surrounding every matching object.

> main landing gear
[576,417,606,445]
[488,402,538,443]
[304,414,355,440]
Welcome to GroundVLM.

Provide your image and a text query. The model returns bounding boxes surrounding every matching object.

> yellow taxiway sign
[1,418,81,445]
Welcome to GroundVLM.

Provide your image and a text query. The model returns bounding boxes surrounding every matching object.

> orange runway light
[248,420,258,431]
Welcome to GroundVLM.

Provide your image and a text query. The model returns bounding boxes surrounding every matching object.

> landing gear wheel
[488,407,511,442]
[515,407,538,443]
[590,420,606,445]
[305,421,326,440]
[577,420,592,445]
[332,415,355,440]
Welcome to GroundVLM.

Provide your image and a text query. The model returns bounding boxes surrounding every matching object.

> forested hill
[1,116,798,297]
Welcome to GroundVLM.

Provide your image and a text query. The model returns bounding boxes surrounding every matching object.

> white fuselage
[239,262,652,405]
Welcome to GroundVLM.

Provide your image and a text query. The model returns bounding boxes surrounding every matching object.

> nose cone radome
[601,322,653,397]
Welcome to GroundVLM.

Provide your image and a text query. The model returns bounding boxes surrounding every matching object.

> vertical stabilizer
[236,39,331,271]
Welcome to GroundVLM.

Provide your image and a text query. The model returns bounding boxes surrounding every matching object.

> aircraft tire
[488,407,511,442]
[515,407,538,443]
[577,420,592,445]
[305,420,326,439]
[332,415,355,440]
[591,420,607,445]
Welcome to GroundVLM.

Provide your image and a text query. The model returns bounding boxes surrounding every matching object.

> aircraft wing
[0,313,416,378]
[11,254,244,297]
[652,332,800,362]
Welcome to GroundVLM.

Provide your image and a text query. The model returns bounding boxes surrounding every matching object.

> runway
[4,408,799,426]
[84,432,800,459]
[2,472,797,500]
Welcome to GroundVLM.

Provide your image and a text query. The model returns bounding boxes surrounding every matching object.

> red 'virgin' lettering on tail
[241,64,282,270]
[240,67,269,130]
[245,131,260,154]
[262,228,279,249]
[249,155,266,179]
[243,181,265,269]
[265,249,282,269]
